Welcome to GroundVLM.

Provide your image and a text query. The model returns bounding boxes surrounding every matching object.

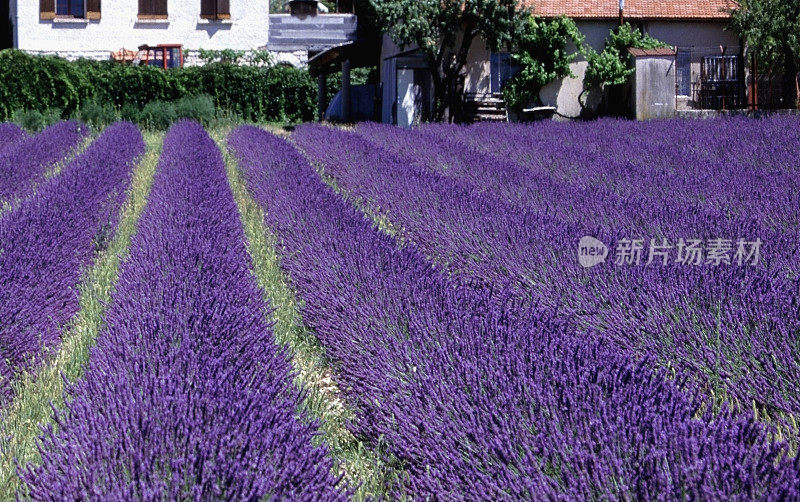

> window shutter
[40,0,55,19]
[215,0,229,19]
[139,0,167,17]
[201,0,228,19]
[86,0,100,19]
[200,0,215,18]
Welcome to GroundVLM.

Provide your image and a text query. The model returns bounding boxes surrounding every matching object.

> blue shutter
[677,50,691,96]
[491,53,517,94]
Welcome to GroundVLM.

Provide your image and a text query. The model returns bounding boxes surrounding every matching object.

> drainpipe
[317,74,327,121]
[619,0,624,25]
[341,58,351,123]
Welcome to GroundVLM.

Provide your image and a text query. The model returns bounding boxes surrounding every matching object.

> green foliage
[71,99,119,131]
[0,50,318,124]
[139,100,178,130]
[584,46,632,88]
[245,50,274,66]
[12,108,62,132]
[197,48,246,65]
[174,94,216,125]
[120,102,141,123]
[584,23,670,90]
[370,0,528,121]
[731,0,800,107]
[503,15,583,109]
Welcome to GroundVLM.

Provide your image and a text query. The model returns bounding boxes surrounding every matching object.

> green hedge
[0,49,319,123]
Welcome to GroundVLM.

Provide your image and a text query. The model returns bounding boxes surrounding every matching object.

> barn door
[396,68,421,128]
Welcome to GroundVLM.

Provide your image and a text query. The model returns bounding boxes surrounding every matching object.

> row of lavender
[230,125,799,499]
[0,121,88,204]
[423,118,800,230]
[0,122,141,404]
[294,119,800,422]
[0,123,27,154]
[384,118,800,417]
[22,122,344,499]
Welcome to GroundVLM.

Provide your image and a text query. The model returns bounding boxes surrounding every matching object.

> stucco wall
[643,21,738,48]
[14,0,269,59]
[541,20,735,117]
[463,38,490,95]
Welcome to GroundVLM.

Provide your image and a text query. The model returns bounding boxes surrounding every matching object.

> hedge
[0,49,322,123]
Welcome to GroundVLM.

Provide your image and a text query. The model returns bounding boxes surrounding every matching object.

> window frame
[55,0,85,18]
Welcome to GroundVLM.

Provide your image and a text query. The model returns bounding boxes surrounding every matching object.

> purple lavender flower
[22,121,345,500]
[231,124,799,500]
[0,121,140,404]
[0,121,88,203]
[0,123,27,155]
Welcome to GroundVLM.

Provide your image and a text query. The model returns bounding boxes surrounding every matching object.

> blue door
[490,53,517,94]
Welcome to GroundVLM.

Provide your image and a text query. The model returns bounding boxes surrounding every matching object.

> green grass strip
[0,130,163,498]
[215,128,403,500]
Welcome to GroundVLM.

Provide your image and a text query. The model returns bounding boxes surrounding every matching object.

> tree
[370,0,528,121]
[502,15,584,110]
[581,23,668,113]
[730,0,800,108]
[584,23,669,90]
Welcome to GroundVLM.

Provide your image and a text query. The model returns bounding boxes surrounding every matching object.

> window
[139,0,167,18]
[200,0,229,19]
[56,0,84,17]
[490,53,518,94]
[41,0,98,19]
[677,49,691,97]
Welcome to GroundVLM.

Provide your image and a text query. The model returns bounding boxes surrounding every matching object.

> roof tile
[525,0,735,20]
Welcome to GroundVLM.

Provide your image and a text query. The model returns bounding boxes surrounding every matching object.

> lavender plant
[21,121,344,500]
[0,121,88,203]
[0,123,27,155]
[0,122,141,404]
[306,120,800,421]
[231,125,799,500]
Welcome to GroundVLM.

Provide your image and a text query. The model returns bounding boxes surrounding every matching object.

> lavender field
[0,117,798,499]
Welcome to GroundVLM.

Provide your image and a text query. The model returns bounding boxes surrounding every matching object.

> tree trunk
[430,70,447,122]
[796,71,800,109]
[429,23,476,123]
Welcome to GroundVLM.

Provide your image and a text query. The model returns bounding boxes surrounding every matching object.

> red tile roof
[628,47,677,56]
[525,0,736,20]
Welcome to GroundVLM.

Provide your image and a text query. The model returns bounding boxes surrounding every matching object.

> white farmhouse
[6,0,356,66]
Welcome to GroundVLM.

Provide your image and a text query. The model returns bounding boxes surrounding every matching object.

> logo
[578,236,608,268]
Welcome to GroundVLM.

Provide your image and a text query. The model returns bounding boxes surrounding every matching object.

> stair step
[463,94,508,122]
[475,113,507,122]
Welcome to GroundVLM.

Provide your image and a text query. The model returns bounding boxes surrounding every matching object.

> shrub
[174,94,216,125]
[139,100,177,130]
[0,50,320,124]
[12,108,63,132]
[72,99,119,130]
[120,102,141,123]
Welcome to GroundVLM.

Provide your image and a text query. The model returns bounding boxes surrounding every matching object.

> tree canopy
[370,0,528,121]
[730,0,800,106]
[502,15,584,110]
[584,22,669,90]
